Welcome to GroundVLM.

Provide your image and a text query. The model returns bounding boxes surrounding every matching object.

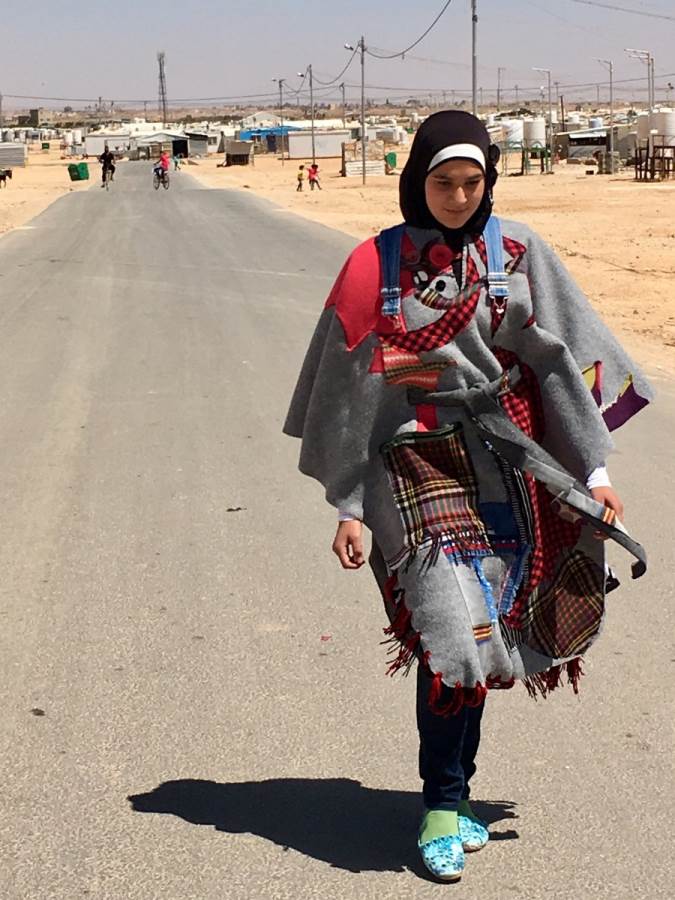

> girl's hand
[332,520,365,569]
[591,486,625,539]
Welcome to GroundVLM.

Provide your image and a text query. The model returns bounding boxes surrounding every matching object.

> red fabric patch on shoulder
[327,236,413,350]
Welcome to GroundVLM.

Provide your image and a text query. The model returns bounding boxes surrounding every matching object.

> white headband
[427,143,486,173]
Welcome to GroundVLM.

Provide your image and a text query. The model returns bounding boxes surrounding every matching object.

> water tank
[567,112,581,128]
[589,116,604,130]
[524,117,546,147]
[486,113,496,127]
[651,110,675,146]
[63,131,74,146]
[73,128,83,144]
[501,118,524,144]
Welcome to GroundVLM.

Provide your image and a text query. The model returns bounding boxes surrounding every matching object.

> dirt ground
[189,152,675,375]
[2,146,673,374]
[0,146,92,237]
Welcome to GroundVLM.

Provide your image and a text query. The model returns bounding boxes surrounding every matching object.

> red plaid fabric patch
[493,348,582,627]
[381,424,490,559]
[523,550,604,658]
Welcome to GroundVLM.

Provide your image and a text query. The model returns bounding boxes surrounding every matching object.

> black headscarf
[399,110,499,248]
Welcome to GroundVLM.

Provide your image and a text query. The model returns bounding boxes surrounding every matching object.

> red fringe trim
[523,658,585,699]
[428,671,489,717]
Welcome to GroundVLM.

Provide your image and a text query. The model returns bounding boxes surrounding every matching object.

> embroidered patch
[380,343,450,390]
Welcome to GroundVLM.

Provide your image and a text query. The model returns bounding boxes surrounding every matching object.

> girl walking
[284,111,650,882]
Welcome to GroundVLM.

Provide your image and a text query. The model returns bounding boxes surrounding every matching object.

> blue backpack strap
[376,223,406,317]
[483,215,509,300]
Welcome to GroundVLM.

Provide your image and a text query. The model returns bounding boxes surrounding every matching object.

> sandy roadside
[2,146,673,375]
[188,153,675,376]
[0,146,93,237]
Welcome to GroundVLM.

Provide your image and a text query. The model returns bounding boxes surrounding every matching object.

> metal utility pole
[297,66,316,164]
[596,58,615,174]
[273,78,286,165]
[626,48,654,110]
[340,82,346,127]
[345,37,367,185]
[309,64,316,165]
[533,67,553,172]
[471,1,478,115]
[157,51,168,126]
[360,37,366,184]
[497,67,504,111]
[0,93,3,129]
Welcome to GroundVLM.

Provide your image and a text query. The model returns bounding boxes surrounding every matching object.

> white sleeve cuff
[338,511,361,522]
[586,466,611,490]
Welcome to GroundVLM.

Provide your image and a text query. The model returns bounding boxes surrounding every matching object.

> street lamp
[345,38,367,185]
[595,58,615,174]
[625,48,654,110]
[272,77,286,164]
[533,67,553,172]
[297,65,316,165]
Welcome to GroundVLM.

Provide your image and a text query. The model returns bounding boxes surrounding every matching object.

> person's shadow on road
[128,777,518,875]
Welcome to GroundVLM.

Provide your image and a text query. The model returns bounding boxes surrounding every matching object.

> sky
[2,0,673,109]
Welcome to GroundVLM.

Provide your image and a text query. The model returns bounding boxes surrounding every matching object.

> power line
[312,47,359,86]
[366,1,455,59]
[570,0,675,20]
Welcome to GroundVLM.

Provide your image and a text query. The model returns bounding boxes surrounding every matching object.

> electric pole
[596,58,615,174]
[273,78,286,165]
[497,67,504,111]
[344,37,367,185]
[533,67,554,172]
[157,51,168,126]
[471,1,478,115]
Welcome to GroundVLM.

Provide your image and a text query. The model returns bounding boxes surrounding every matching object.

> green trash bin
[77,162,90,180]
[68,163,81,182]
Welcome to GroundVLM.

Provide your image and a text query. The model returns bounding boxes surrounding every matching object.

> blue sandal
[418,833,465,882]
[459,814,489,852]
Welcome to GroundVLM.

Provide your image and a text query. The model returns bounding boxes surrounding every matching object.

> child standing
[296,165,305,192]
[284,111,650,883]
[308,163,322,190]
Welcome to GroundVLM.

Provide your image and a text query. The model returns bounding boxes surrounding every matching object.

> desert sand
[190,152,675,374]
[0,146,92,236]
[2,146,673,373]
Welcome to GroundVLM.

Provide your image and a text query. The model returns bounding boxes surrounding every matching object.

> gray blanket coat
[284,219,652,703]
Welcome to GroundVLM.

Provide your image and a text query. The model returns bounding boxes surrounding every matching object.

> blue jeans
[416,664,485,811]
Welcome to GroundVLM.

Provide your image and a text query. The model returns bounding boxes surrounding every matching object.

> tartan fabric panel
[492,348,582,628]
[382,425,490,554]
[380,343,448,390]
[524,550,605,659]
[503,236,527,274]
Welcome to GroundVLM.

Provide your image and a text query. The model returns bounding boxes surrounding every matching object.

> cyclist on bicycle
[99,145,116,187]
[153,151,171,185]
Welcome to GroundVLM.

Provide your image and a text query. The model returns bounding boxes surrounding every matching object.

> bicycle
[153,169,170,191]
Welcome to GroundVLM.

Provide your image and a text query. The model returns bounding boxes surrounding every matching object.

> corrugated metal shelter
[287,130,352,160]
[224,140,254,166]
[185,132,208,156]
[0,143,28,168]
[84,132,131,157]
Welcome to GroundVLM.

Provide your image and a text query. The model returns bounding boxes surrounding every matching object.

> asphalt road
[0,161,672,900]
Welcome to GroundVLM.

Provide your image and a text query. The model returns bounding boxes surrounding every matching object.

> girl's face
[424,159,486,230]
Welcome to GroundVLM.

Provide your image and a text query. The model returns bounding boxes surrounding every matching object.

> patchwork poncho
[284,218,651,712]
